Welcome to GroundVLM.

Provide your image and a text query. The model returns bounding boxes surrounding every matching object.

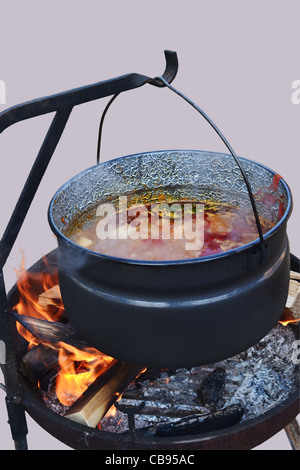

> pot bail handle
[96,50,178,165]
[154,75,266,256]
[96,70,266,257]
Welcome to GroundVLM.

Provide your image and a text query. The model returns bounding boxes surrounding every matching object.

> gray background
[0,0,299,450]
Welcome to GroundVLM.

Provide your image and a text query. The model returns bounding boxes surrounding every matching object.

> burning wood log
[286,279,300,317]
[13,308,144,424]
[290,270,300,281]
[281,273,300,324]
[20,344,59,391]
[11,311,87,348]
[64,361,144,428]
[38,285,61,309]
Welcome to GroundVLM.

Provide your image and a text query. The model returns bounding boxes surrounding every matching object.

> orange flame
[279,308,300,327]
[106,404,118,418]
[279,318,300,327]
[13,255,115,410]
[14,254,65,348]
[55,342,114,406]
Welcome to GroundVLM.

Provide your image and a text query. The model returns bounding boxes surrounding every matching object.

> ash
[100,324,298,433]
[218,325,297,418]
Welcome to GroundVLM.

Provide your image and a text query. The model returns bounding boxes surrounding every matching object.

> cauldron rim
[48,149,293,267]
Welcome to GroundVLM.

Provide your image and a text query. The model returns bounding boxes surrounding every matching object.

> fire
[14,254,65,348]
[279,277,300,326]
[279,319,299,327]
[279,312,300,327]
[106,404,118,418]
[55,343,113,406]
[13,255,115,410]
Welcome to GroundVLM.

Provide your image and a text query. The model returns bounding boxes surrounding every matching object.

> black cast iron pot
[48,150,293,368]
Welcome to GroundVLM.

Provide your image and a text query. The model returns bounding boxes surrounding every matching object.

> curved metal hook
[148,50,178,87]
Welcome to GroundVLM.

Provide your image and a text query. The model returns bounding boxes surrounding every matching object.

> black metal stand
[0,51,178,450]
[285,419,300,450]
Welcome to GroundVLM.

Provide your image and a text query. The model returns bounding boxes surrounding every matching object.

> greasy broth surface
[71,201,274,261]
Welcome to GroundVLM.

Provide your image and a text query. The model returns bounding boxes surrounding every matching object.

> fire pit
[4,250,299,450]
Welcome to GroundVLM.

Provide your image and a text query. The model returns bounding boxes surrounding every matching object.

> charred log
[133,368,178,388]
[116,397,208,419]
[135,404,244,437]
[20,344,59,391]
[134,368,166,386]
[12,311,87,348]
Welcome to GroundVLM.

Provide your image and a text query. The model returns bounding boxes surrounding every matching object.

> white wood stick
[38,285,61,308]
[65,361,144,428]
[290,270,300,281]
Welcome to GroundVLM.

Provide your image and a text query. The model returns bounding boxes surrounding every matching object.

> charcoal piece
[153,404,244,437]
[197,367,226,408]
[134,368,179,388]
[134,368,165,386]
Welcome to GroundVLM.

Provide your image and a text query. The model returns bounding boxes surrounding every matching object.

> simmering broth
[70,200,274,261]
